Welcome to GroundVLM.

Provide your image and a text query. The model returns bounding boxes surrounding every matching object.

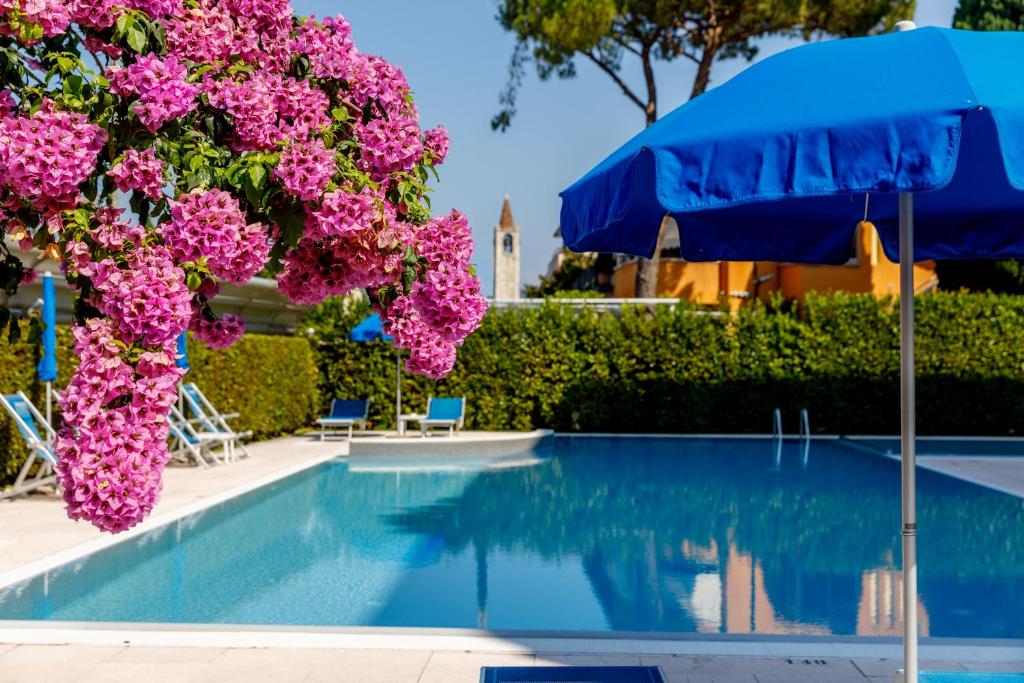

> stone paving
[0,645,1020,683]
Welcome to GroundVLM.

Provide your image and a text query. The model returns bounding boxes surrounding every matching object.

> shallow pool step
[480,667,665,683]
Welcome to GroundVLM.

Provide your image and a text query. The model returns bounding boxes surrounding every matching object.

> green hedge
[308,292,1024,436]
[1,330,318,487]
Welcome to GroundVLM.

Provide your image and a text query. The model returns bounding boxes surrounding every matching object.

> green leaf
[248,164,267,189]
[127,24,148,53]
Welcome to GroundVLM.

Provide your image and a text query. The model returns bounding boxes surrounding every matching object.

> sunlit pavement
[0,645,1021,683]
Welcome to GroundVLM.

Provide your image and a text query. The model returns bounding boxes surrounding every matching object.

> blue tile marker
[480,667,665,683]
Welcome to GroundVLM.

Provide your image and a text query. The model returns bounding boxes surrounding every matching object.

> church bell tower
[493,195,521,299]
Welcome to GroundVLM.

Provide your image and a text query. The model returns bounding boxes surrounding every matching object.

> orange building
[613,219,938,307]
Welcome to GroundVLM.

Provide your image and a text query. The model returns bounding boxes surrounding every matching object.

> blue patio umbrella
[560,24,1024,683]
[36,272,57,425]
[175,331,189,414]
[176,331,190,370]
[349,314,404,432]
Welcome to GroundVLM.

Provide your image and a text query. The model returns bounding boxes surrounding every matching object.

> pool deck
[917,456,1024,499]
[0,434,1022,681]
[0,643,1020,683]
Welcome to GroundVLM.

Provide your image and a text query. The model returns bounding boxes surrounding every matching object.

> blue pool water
[1,437,1023,638]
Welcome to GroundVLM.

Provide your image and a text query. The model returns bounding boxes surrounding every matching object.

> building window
[503,233,514,254]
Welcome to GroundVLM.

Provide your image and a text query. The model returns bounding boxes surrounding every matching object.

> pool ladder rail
[771,408,811,470]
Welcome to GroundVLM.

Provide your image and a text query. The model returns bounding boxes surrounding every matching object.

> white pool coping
[0,623,1021,662]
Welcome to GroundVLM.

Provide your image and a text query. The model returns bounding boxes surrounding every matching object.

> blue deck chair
[316,398,370,441]
[0,392,58,500]
[417,397,466,437]
[181,383,252,462]
[167,404,232,468]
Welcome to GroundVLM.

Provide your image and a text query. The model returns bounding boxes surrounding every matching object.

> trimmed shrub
[308,291,1024,436]
[1,331,317,487]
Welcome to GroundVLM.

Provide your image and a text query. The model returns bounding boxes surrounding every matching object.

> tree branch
[582,50,646,112]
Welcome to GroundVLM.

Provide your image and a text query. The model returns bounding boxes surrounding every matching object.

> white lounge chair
[167,404,232,468]
[181,383,252,461]
[317,398,370,441]
[417,397,466,437]
[0,392,58,500]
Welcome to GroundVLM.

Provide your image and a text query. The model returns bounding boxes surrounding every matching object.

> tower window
[503,233,514,254]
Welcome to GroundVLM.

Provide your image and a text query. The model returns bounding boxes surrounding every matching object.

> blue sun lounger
[417,397,465,437]
[0,392,58,500]
[317,398,370,441]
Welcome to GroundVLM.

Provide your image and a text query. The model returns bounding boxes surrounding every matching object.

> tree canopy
[492,0,915,129]
[954,0,1024,30]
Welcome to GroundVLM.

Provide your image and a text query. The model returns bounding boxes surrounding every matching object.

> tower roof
[499,194,516,229]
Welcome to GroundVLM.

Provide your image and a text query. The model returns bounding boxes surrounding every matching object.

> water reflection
[386,437,1024,637]
[0,438,1021,638]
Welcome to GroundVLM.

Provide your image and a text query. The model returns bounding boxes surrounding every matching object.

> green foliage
[309,291,1024,436]
[523,249,597,297]
[492,0,915,128]
[954,0,1024,30]
[0,330,317,487]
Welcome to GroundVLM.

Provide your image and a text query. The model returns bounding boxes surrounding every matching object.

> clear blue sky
[294,0,958,294]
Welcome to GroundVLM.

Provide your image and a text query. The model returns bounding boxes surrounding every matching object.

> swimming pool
[1,437,1022,638]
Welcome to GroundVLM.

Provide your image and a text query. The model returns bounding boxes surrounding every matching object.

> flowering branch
[0,0,487,533]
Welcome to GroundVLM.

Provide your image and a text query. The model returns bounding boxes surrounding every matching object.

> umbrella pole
[395,349,402,434]
[899,192,918,683]
[45,382,52,430]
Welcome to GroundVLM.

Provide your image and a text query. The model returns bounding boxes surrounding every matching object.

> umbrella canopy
[176,331,190,370]
[36,273,57,383]
[348,313,394,342]
[560,27,1024,263]
[559,25,1024,683]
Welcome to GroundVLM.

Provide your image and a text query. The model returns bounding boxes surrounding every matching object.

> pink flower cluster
[160,189,271,283]
[0,89,13,118]
[1,0,70,40]
[304,187,378,241]
[206,73,330,151]
[291,15,356,80]
[108,148,165,200]
[191,312,245,349]
[274,138,335,202]
[54,319,183,534]
[357,117,424,178]
[108,55,199,133]
[165,0,291,70]
[378,211,487,379]
[416,210,474,270]
[277,223,408,305]
[413,263,488,343]
[423,126,451,165]
[90,245,194,346]
[0,100,106,209]
[89,207,145,251]
[347,54,415,120]
[166,1,234,63]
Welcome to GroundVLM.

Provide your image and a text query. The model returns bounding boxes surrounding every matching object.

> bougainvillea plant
[0,1,488,533]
